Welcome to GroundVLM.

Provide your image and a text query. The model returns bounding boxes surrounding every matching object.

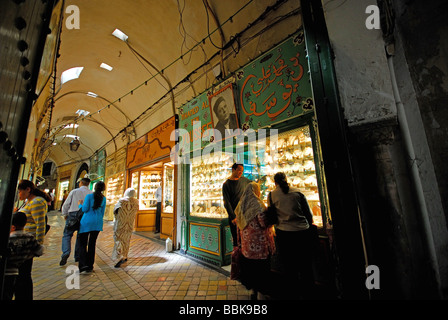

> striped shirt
[21,196,47,244]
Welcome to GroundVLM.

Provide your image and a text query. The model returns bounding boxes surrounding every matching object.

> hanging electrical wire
[91,0,298,153]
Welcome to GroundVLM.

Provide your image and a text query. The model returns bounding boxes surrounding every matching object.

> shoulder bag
[264,192,278,226]
[66,208,84,231]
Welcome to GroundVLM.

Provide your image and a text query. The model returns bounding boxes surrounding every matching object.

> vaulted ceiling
[29,0,302,171]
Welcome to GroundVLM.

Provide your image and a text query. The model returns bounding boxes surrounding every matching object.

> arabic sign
[236,31,314,130]
[126,116,176,168]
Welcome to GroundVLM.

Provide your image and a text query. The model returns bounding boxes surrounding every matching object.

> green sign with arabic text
[178,91,212,150]
[236,31,314,130]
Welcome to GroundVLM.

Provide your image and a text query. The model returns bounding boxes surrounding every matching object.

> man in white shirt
[60,177,92,266]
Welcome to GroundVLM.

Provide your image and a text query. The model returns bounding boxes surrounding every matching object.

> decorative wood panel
[126,117,176,169]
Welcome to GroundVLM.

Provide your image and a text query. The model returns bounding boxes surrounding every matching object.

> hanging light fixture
[70,121,80,151]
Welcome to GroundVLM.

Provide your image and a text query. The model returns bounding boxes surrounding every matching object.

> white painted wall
[321,0,396,127]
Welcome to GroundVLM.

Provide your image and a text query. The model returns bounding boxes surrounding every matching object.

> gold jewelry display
[190,154,233,218]
[106,172,125,205]
[188,126,323,226]
[137,171,161,210]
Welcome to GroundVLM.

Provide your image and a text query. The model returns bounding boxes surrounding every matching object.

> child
[3,212,44,300]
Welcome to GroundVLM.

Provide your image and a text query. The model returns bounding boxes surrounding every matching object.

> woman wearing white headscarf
[112,188,138,268]
[234,182,276,299]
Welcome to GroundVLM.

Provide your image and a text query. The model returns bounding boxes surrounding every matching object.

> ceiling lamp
[70,137,80,151]
[69,122,80,151]
[112,29,128,42]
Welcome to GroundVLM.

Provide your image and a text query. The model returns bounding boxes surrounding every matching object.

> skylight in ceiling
[61,67,84,84]
[64,134,79,139]
[100,63,113,71]
[76,109,90,116]
[112,29,128,42]
[64,124,79,129]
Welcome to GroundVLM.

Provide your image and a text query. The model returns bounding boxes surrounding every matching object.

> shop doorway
[129,159,176,243]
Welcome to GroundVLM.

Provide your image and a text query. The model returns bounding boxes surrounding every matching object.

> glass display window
[58,180,69,202]
[187,122,326,227]
[241,125,325,227]
[138,170,162,210]
[190,153,234,219]
[106,172,125,205]
[163,162,174,213]
[130,171,139,191]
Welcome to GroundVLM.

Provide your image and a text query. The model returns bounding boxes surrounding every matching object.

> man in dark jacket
[222,163,251,247]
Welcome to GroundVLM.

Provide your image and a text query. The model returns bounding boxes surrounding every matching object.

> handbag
[66,208,84,231]
[264,192,278,226]
[308,223,320,250]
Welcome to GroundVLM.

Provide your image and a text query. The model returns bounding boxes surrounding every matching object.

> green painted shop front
[177,31,331,267]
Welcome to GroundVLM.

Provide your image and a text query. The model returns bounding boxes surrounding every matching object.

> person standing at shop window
[14,179,50,300]
[222,163,251,247]
[268,172,315,299]
[234,182,276,300]
[155,183,162,234]
[78,181,106,273]
[60,177,92,266]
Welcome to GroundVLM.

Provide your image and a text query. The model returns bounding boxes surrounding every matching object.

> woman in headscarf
[234,182,276,299]
[112,188,138,268]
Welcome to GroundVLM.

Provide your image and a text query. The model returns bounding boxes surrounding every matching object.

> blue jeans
[61,211,81,260]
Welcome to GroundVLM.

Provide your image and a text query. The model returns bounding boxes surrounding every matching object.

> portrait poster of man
[209,83,239,141]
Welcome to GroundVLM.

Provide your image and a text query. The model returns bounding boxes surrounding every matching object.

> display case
[187,124,325,227]
[190,153,234,219]
[105,172,125,220]
[163,162,174,213]
[106,172,125,205]
[183,121,326,266]
[257,125,324,227]
[130,171,139,192]
[138,171,161,211]
[56,180,69,210]
[182,153,235,266]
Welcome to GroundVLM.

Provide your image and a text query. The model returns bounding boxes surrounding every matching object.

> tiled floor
[32,211,252,300]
